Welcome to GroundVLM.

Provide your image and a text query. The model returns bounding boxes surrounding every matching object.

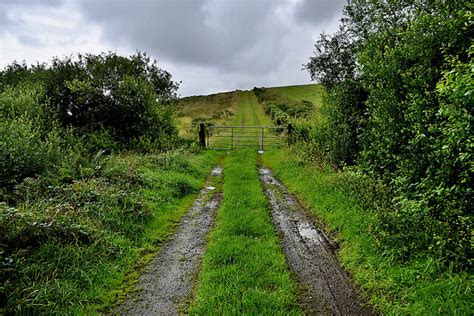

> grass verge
[1,149,221,314]
[188,149,301,315]
[263,148,473,315]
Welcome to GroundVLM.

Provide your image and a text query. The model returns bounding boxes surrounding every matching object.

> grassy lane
[263,149,473,315]
[189,149,301,315]
[234,90,271,126]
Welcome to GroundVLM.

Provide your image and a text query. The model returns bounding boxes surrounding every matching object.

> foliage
[305,0,473,267]
[0,52,179,151]
[0,51,204,313]
[0,151,221,314]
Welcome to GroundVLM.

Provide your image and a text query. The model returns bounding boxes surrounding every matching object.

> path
[259,167,371,315]
[112,166,223,315]
[112,90,370,314]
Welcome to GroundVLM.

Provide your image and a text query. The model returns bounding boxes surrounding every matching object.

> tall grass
[1,150,221,314]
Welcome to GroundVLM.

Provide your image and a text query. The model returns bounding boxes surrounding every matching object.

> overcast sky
[0,0,345,96]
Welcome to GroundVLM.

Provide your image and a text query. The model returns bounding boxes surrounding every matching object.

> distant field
[267,84,324,109]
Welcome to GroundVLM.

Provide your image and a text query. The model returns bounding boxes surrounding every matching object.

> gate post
[287,123,293,146]
[199,123,206,148]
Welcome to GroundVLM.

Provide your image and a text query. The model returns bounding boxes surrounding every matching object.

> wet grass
[188,149,301,315]
[263,148,473,315]
[1,150,222,314]
[234,90,272,126]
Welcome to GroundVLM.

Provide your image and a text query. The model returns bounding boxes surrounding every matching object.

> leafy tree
[305,0,473,267]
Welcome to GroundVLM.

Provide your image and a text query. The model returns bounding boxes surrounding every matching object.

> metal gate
[199,125,290,150]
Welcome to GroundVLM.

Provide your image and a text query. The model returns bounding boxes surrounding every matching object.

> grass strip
[263,148,473,315]
[189,149,301,315]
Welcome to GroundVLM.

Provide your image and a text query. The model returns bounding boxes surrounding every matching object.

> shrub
[305,0,473,267]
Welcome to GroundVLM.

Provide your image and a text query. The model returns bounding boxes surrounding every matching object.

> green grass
[234,90,272,126]
[188,149,301,315]
[1,150,222,314]
[263,148,473,315]
[267,84,325,108]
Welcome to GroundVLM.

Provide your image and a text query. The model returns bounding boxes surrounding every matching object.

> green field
[267,84,324,107]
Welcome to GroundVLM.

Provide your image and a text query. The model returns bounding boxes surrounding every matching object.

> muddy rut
[113,166,223,316]
[259,167,371,315]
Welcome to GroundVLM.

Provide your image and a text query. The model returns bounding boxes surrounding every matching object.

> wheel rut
[112,166,223,316]
[259,167,372,315]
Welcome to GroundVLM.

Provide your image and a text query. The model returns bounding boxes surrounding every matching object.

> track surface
[259,167,371,315]
[113,167,222,315]
[112,91,370,315]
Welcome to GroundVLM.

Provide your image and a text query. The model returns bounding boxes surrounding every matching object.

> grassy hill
[177,84,324,136]
[267,83,324,106]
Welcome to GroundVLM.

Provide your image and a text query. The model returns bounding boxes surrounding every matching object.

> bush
[305,0,473,267]
[253,87,315,127]
[0,52,180,151]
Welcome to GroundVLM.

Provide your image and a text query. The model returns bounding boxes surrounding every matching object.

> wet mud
[259,167,371,315]
[112,166,223,316]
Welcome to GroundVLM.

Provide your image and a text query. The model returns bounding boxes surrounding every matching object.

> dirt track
[259,167,371,315]
[112,166,222,315]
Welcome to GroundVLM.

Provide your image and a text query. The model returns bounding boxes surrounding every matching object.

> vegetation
[0,52,223,314]
[189,149,300,315]
[303,1,472,269]
[177,91,236,137]
[263,148,472,314]
[253,87,316,127]
[267,84,324,110]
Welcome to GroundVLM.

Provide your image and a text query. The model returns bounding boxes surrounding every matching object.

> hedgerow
[304,1,472,268]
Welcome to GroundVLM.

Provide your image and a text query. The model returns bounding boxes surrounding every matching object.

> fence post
[287,123,293,146]
[199,123,206,148]
[261,127,264,151]
[231,127,234,150]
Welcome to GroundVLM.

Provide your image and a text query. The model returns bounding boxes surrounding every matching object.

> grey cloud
[77,0,291,75]
[0,0,65,38]
[0,0,345,96]
[1,0,62,5]
[294,0,346,25]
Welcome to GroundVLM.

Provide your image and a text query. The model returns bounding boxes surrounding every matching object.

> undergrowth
[1,150,221,314]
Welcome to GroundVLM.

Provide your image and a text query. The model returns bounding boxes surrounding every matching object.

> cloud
[0,0,346,96]
[0,0,111,65]
[0,0,64,34]
[293,0,346,25]
[77,0,292,75]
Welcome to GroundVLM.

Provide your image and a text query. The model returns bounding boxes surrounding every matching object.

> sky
[0,0,345,96]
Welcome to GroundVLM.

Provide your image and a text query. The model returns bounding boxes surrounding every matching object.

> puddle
[259,167,371,315]
[211,166,222,177]
[297,222,324,245]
